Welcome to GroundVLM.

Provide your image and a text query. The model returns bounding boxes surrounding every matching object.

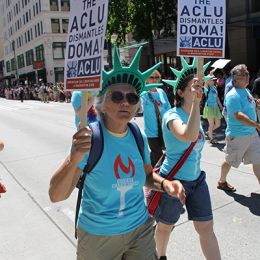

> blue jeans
[154,171,213,225]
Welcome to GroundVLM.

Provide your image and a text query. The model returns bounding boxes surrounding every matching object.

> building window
[53,42,66,59]
[51,19,60,33]
[11,58,17,71]
[38,23,41,36]
[54,67,64,82]
[35,44,44,61]
[252,0,260,12]
[61,0,70,11]
[40,21,43,34]
[6,61,11,73]
[50,0,58,11]
[17,54,25,68]
[26,49,34,66]
[62,19,69,33]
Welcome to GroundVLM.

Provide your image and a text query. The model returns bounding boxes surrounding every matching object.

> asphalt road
[0,98,259,260]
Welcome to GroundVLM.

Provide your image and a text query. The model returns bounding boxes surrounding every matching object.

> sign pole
[197,57,204,81]
[80,91,88,128]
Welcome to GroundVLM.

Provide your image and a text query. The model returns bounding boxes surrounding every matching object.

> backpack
[74,121,145,238]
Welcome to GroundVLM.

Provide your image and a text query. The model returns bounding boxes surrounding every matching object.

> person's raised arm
[168,79,203,142]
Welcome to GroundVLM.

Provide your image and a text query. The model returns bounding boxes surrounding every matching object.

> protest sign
[177,0,226,58]
[64,0,109,91]
[211,59,231,69]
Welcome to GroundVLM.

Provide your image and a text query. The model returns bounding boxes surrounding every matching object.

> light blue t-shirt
[204,86,218,107]
[141,88,171,137]
[77,121,151,235]
[225,88,256,137]
[224,80,233,97]
[160,107,205,181]
[71,91,97,128]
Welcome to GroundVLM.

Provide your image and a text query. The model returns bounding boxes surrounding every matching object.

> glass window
[252,0,260,12]
[51,19,60,33]
[17,54,25,68]
[50,0,58,11]
[35,44,44,61]
[53,42,66,59]
[62,19,69,33]
[61,0,70,11]
[26,49,34,66]
[11,58,17,71]
[6,61,11,73]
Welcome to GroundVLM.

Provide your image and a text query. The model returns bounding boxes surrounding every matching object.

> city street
[0,98,259,260]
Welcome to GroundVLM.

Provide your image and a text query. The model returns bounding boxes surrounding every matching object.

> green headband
[101,47,162,96]
[163,57,212,94]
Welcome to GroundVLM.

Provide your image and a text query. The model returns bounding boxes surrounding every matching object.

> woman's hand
[163,180,186,204]
[191,78,204,102]
[70,127,92,164]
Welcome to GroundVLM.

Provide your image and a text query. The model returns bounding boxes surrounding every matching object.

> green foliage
[131,0,177,42]
[106,0,134,46]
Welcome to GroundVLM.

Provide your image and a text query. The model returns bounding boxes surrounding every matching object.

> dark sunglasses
[110,91,140,105]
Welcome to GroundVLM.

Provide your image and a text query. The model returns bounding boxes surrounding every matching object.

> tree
[131,0,177,66]
[106,0,134,68]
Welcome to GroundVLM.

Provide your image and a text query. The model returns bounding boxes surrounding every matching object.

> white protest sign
[211,59,231,69]
[177,0,226,58]
[64,0,109,91]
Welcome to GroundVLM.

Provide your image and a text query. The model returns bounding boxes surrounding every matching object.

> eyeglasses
[110,91,140,105]
[150,76,161,80]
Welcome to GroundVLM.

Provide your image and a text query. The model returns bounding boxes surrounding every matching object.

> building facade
[227,0,260,72]
[2,0,70,85]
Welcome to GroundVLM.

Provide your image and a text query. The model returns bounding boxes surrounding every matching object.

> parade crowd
[1,48,260,260]
[0,82,72,103]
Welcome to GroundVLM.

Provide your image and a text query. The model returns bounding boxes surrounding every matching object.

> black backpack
[75,121,145,238]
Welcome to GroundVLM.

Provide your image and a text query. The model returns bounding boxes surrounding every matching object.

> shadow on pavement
[224,191,260,216]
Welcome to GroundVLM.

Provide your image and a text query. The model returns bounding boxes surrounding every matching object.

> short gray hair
[231,64,248,79]
[94,89,141,121]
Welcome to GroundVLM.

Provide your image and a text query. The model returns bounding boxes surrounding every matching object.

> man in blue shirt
[218,65,260,192]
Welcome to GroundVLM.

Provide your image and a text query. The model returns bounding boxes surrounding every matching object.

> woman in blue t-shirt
[155,58,221,260]
[49,47,185,260]
[141,70,171,166]
[203,78,223,144]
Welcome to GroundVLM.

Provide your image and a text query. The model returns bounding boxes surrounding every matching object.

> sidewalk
[0,162,76,260]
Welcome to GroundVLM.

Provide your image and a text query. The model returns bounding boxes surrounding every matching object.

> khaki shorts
[224,132,260,168]
[77,217,157,260]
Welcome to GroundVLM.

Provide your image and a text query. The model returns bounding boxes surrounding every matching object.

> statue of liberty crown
[163,57,212,94]
[101,47,162,96]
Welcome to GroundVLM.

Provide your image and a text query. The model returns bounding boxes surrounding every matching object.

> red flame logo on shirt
[114,155,135,179]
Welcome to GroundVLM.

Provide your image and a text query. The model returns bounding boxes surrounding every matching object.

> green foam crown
[101,47,162,96]
[163,57,212,94]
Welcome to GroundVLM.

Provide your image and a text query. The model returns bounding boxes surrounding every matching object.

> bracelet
[161,179,166,192]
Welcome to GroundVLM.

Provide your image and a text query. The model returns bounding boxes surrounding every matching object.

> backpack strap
[128,122,145,162]
[75,121,103,238]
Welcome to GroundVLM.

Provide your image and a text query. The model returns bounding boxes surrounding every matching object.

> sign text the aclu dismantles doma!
[177,0,226,58]
[64,0,109,91]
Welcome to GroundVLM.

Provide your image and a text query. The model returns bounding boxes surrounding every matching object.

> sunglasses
[110,91,140,105]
